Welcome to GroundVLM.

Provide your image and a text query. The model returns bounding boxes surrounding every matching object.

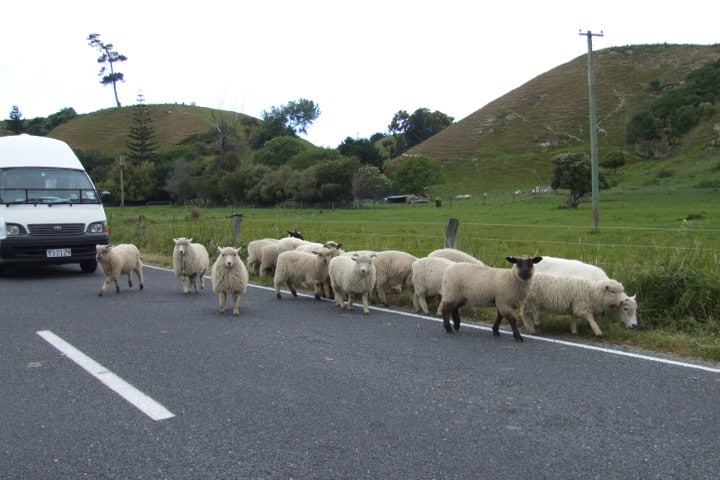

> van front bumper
[0,233,109,266]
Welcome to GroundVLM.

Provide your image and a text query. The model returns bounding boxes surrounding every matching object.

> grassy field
[105,186,720,364]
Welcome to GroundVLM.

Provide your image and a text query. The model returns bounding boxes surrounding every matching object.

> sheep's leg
[136,265,144,290]
[218,292,227,313]
[347,293,355,311]
[361,293,370,314]
[416,293,430,315]
[332,288,344,308]
[231,292,240,316]
[313,282,323,300]
[494,308,524,341]
[274,280,282,299]
[585,313,604,336]
[440,301,459,332]
[519,305,537,333]
[286,281,298,298]
[376,288,389,307]
[98,276,113,296]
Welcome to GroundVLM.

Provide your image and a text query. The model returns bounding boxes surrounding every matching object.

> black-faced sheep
[95,244,144,297]
[172,237,210,294]
[273,247,333,300]
[211,246,249,316]
[328,254,377,314]
[520,274,627,336]
[532,255,638,328]
[439,255,542,341]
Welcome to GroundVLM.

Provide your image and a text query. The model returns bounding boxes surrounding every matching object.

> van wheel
[80,260,97,273]
[0,264,5,277]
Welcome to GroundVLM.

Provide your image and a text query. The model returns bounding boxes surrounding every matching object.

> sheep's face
[96,244,112,261]
[174,238,192,255]
[352,255,374,276]
[313,247,332,265]
[617,294,638,328]
[217,247,240,268]
[506,255,543,280]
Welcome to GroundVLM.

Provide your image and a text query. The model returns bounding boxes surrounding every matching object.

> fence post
[444,218,459,249]
[231,213,243,244]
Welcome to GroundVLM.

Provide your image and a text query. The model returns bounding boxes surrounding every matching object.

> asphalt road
[2,264,720,479]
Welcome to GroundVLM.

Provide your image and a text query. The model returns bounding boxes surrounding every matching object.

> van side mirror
[101,191,111,203]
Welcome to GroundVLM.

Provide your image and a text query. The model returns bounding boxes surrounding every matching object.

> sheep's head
[217,246,241,268]
[352,254,375,276]
[616,293,638,329]
[95,244,112,261]
[287,230,304,240]
[506,255,543,280]
[174,237,192,255]
[312,247,332,265]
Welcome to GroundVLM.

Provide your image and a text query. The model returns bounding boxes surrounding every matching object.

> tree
[6,105,24,134]
[551,152,610,208]
[391,156,445,194]
[87,33,128,107]
[388,108,454,155]
[125,93,157,163]
[352,165,392,200]
[338,137,384,169]
[250,99,320,149]
[253,136,307,167]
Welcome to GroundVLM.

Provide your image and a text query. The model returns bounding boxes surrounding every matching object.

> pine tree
[124,93,157,163]
[7,105,24,134]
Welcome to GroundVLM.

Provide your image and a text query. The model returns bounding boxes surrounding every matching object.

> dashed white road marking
[37,330,175,421]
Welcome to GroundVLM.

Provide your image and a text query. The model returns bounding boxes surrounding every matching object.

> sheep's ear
[351,256,359,263]
[173,238,178,243]
[188,238,193,243]
[533,256,543,264]
[336,243,343,249]
[505,256,516,264]
[217,246,223,253]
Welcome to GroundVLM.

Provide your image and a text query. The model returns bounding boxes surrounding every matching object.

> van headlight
[87,222,107,234]
[6,224,24,236]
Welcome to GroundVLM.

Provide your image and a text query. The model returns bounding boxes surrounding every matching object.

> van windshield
[0,168,100,205]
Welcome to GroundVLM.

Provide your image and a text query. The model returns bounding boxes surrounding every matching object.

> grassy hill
[26,43,720,196]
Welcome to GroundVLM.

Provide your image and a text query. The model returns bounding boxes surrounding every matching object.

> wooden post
[232,213,243,244]
[444,218,459,249]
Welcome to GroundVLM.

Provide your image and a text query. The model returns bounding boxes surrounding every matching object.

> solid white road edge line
[36,330,175,421]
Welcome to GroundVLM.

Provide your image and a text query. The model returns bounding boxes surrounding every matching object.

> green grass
[105,187,720,363]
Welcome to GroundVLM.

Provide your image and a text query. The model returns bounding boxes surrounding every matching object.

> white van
[0,134,110,276]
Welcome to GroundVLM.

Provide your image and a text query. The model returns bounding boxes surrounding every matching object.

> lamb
[274,247,333,300]
[172,237,209,294]
[371,250,418,306]
[439,255,543,341]
[328,253,377,314]
[211,246,249,315]
[520,273,627,336]
[246,238,278,275]
[428,248,485,265]
[95,244,144,297]
[532,255,638,328]
[411,256,455,315]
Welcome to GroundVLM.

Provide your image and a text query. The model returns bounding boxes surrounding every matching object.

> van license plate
[47,248,71,258]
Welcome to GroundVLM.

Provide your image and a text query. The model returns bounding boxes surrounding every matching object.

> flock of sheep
[93,230,638,341]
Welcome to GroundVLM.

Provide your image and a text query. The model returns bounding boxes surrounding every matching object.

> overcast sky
[2,0,718,147]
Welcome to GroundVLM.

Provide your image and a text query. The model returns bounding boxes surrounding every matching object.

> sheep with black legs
[95,244,144,296]
[172,237,209,294]
[520,274,627,336]
[274,247,333,300]
[532,255,638,329]
[211,247,248,316]
[328,253,377,314]
[439,255,542,341]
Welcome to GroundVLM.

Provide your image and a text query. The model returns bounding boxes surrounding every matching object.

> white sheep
[439,255,543,341]
[211,246,249,316]
[274,247,332,300]
[428,248,485,265]
[259,243,280,276]
[275,236,309,255]
[246,238,278,275]
[95,244,144,297]
[371,250,417,306]
[328,253,377,314]
[520,273,627,336]
[172,237,209,294]
[532,255,638,328]
[411,256,455,315]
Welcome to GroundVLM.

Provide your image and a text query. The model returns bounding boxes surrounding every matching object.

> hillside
[15,43,720,196]
[404,43,720,194]
[48,104,254,155]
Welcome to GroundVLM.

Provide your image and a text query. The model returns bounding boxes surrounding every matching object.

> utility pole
[580,29,603,232]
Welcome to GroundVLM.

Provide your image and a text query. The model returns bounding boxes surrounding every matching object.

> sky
[2,0,718,148]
